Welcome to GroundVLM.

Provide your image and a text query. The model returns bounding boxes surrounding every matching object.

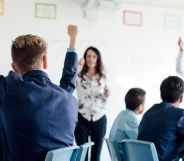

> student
[109,88,146,141]
[0,25,78,161]
[176,37,184,77]
[75,46,110,161]
[138,76,184,161]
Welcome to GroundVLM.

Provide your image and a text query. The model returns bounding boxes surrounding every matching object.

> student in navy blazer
[0,25,78,161]
[138,76,184,161]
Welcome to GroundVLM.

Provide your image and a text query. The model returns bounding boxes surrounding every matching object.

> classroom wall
[1,0,184,160]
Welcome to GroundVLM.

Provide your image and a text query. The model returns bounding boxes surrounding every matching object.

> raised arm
[68,25,77,49]
[176,37,184,77]
[60,25,78,93]
[178,37,183,52]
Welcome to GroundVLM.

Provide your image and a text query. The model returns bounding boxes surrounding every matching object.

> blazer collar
[22,70,50,81]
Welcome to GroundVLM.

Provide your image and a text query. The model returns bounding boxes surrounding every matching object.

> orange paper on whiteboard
[0,0,4,15]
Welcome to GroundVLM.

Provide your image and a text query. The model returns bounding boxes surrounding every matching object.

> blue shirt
[0,51,78,161]
[109,109,140,141]
[138,102,184,161]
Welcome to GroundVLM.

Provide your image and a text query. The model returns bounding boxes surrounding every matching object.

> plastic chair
[105,138,123,161]
[121,139,159,161]
[77,142,94,161]
[44,145,80,161]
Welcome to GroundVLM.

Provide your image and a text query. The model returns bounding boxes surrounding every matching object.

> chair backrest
[77,142,94,161]
[45,145,80,161]
[105,138,123,161]
[121,139,159,161]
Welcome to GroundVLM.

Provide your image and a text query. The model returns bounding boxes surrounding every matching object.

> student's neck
[133,109,140,115]
[170,102,180,108]
[19,68,43,75]
[87,68,96,77]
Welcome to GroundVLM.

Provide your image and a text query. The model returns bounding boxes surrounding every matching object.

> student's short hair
[160,76,184,103]
[11,34,47,73]
[125,88,146,111]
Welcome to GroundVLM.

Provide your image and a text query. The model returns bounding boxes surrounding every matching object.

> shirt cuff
[67,48,76,52]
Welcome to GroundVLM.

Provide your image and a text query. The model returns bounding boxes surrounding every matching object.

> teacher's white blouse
[76,74,108,121]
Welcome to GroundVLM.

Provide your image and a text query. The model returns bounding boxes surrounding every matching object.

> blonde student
[0,25,78,161]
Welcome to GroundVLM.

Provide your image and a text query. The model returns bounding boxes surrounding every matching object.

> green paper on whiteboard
[35,3,57,20]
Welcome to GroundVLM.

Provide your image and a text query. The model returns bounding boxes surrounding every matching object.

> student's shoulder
[1,71,21,82]
[118,110,134,120]
[0,71,22,92]
[175,106,184,114]
[168,106,184,120]
[49,81,77,100]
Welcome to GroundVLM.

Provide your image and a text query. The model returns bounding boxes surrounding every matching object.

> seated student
[0,25,78,161]
[176,37,184,77]
[138,76,184,161]
[109,88,146,141]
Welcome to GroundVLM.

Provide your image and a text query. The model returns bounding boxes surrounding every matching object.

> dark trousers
[75,113,107,161]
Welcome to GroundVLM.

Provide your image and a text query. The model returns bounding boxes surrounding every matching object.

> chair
[105,138,123,161]
[77,142,94,161]
[44,145,80,161]
[121,139,159,161]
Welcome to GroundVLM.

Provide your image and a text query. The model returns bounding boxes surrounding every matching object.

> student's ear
[43,54,47,69]
[138,104,145,114]
[11,62,19,73]
[179,95,183,103]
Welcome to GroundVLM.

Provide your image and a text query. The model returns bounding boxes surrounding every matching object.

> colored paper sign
[0,0,4,15]
[123,10,142,27]
[35,3,56,19]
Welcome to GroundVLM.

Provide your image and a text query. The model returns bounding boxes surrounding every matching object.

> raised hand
[104,87,110,97]
[178,37,183,52]
[68,25,78,49]
[68,25,77,38]
[78,58,85,67]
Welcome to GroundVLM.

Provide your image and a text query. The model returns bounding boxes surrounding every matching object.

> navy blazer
[138,102,184,161]
[0,51,78,161]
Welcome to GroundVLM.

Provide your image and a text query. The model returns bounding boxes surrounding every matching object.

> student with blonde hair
[0,25,78,161]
